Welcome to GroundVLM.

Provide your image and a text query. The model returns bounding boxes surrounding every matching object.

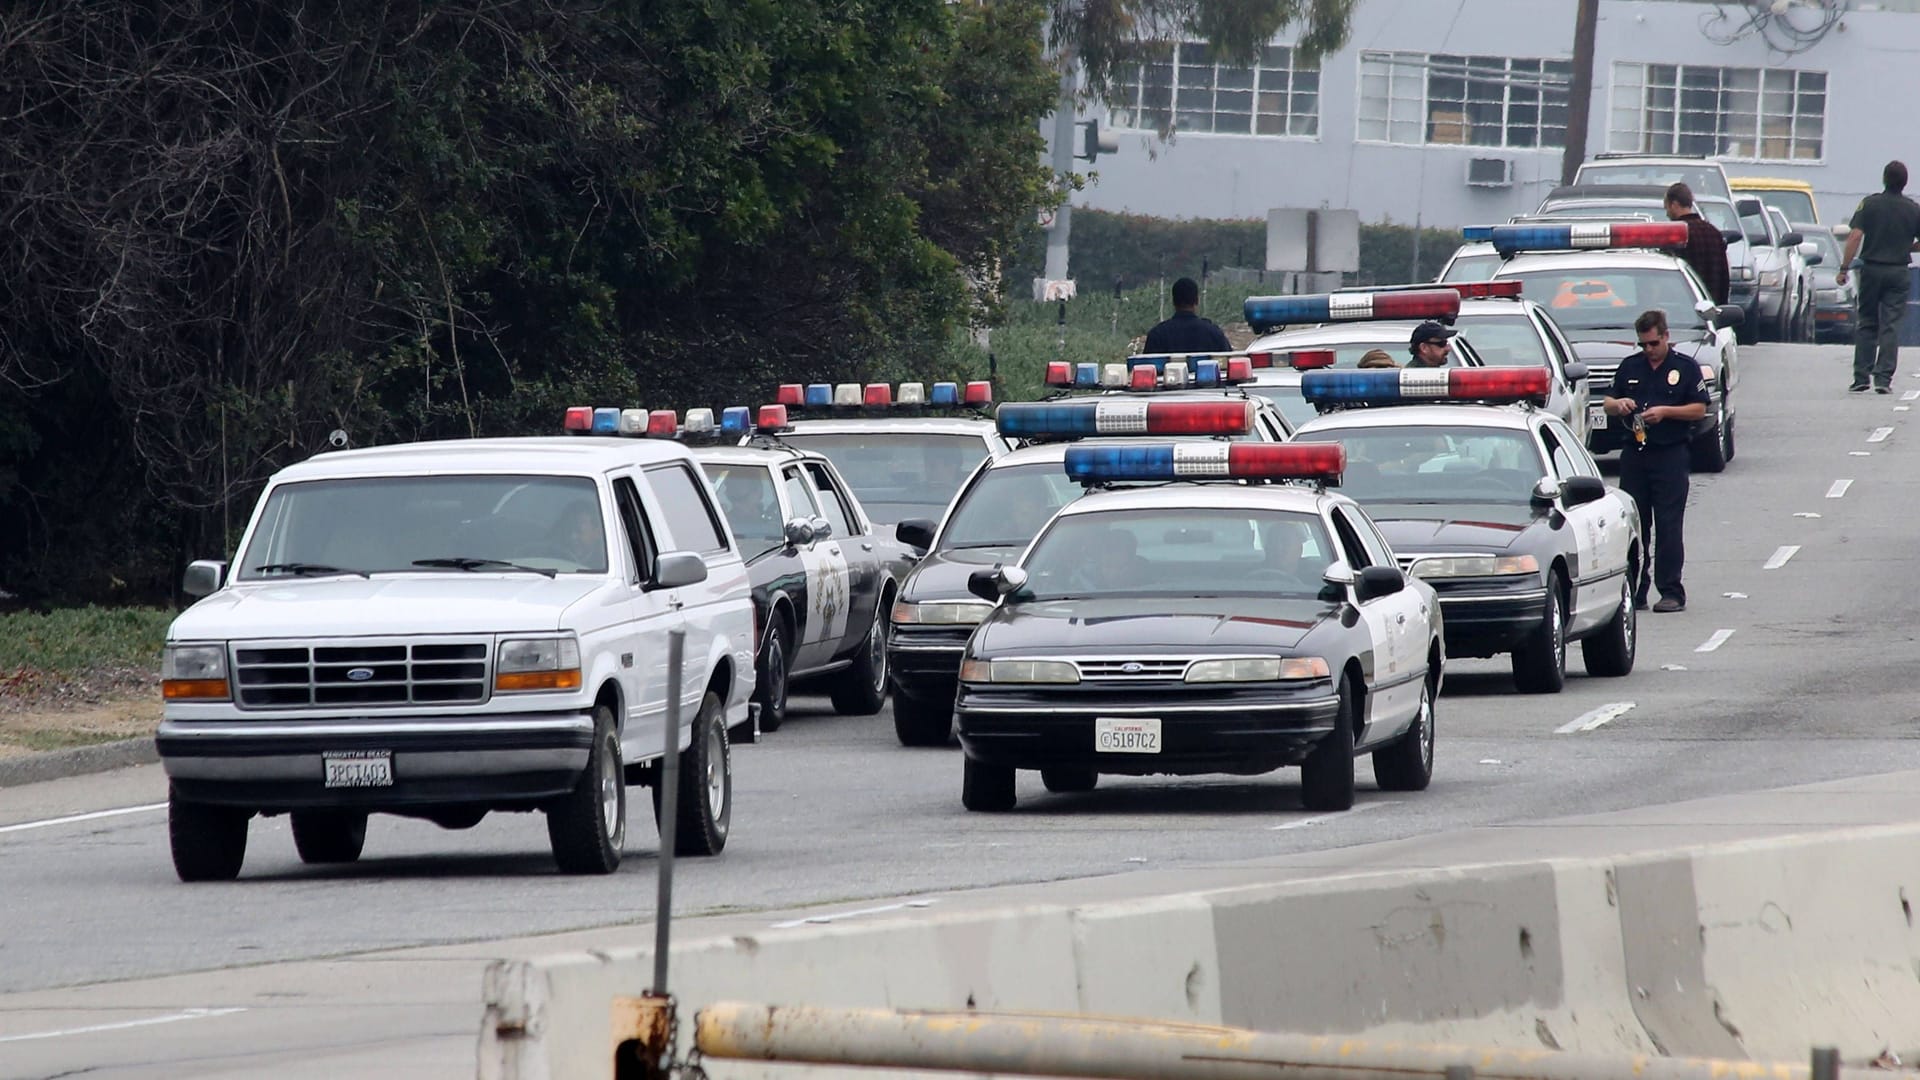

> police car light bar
[996,399,1254,439]
[773,380,987,412]
[1065,442,1345,485]
[1245,289,1461,333]
[1045,357,1255,390]
[1299,366,1551,406]
[757,404,791,431]
[721,407,753,437]
[1442,280,1524,300]
[1469,221,1689,256]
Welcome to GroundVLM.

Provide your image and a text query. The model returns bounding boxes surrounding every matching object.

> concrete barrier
[479,826,1920,1080]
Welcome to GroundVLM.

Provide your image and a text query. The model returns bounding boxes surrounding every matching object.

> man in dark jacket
[1143,277,1231,354]
[1837,161,1920,393]
[1665,182,1729,305]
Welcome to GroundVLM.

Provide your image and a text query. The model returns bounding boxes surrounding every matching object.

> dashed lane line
[0,1008,245,1044]
[1826,479,1853,499]
[1764,545,1801,570]
[1554,702,1636,735]
[0,802,166,836]
[1695,628,1737,653]
[1869,426,1895,443]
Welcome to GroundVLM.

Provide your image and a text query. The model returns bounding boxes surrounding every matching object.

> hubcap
[598,734,621,839]
[1622,586,1636,653]
[705,720,727,819]
[1418,688,1434,769]
[1550,593,1564,668]
[870,611,889,693]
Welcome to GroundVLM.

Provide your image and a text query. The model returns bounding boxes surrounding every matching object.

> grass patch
[0,606,173,684]
[8,728,130,752]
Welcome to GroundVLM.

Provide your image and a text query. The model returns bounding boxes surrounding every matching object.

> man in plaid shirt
[1664,182,1730,305]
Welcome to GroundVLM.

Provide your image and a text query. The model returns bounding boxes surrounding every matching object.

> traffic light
[1078,119,1119,162]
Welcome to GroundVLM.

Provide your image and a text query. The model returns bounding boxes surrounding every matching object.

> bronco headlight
[959,659,1079,684]
[495,637,583,692]
[891,600,994,626]
[1411,554,1539,579]
[1185,657,1329,683]
[1759,270,1782,287]
[162,644,231,701]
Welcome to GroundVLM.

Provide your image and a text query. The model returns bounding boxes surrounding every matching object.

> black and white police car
[953,431,1444,814]
[1290,366,1641,693]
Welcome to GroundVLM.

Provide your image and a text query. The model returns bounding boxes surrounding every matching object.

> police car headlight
[1817,288,1842,303]
[1759,270,1783,287]
[495,637,583,692]
[1411,554,1538,579]
[162,644,231,701]
[1185,657,1328,683]
[892,600,994,626]
[960,659,1079,684]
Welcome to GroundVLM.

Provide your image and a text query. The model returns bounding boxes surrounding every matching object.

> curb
[0,737,158,788]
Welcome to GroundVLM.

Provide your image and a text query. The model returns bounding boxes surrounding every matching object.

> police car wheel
[962,755,1017,812]
[893,691,955,747]
[1581,579,1637,678]
[1372,675,1435,792]
[754,618,792,733]
[1300,677,1356,812]
[1041,767,1098,794]
[168,788,249,882]
[549,701,626,874]
[651,690,732,857]
[291,810,368,864]
[1690,402,1729,473]
[1511,580,1567,694]
[828,599,890,716]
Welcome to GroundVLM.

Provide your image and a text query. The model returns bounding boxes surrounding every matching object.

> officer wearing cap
[1144,277,1232,354]
[1602,308,1708,613]
[1407,321,1455,367]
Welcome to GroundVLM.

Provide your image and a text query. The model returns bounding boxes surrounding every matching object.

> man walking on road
[1665,182,1729,305]
[1837,161,1920,393]
[1143,277,1231,354]
[1603,309,1709,614]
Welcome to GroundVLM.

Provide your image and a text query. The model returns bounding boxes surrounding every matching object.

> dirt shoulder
[0,684,161,759]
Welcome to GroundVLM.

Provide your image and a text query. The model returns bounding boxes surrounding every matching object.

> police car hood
[904,546,1023,603]
[974,596,1333,655]
[1365,502,1536,552]
[171,575,607,639]
[1567,332,1714,367]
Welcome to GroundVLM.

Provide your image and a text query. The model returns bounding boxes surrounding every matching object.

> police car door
[803,461,879,653]
[781,464,851,669]
[1328,505,1418,737]
[1535,309,1590,441]
[1539,420,1611,631]
[641,461,735,725]
[610,473,678,761]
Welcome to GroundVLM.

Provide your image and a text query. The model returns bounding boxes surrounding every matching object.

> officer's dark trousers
[1853,264,1911,388]
[1618,442,1689,605]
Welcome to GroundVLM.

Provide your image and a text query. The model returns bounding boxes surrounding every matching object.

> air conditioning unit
[1466,157,1514,188]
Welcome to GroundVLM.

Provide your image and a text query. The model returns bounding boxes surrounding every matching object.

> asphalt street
[3,341,1917,1015]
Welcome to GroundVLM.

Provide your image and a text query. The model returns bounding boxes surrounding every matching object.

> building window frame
[1607,61,1825,163]
[1106,42,1320,139]
[1356,50,1571,150]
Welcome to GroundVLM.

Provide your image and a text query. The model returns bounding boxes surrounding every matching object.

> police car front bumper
[1430,585,1551,658]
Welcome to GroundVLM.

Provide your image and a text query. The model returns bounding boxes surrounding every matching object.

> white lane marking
[0,1008,245,1044]
[1905,391,1920,401]
[1764,545,1801,570]
[1554,702,1636,735]
[1659,663,1689,671]
[770,899,937,929]
[0,803,166,836]
[1268,800,1396,831]
[1869,427,1895,443]
[1793,512,1821,518]
[1696,628,1737,653]
[1826,479,1853,499]
[1850,451,1873,457]
[1898,406,1912,413]
[1723,592,1748,598]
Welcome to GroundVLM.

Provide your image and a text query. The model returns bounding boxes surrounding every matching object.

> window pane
[1292,113,1318,137]
[1293,69,1319,94]
[1217,65,1253,91]
[1216,88,1252,114]
[1263,111,1294,137]
[1292,90,1318,121]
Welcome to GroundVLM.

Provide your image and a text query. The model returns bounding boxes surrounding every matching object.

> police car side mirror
[1736,198,1765,217]
[1800,244,1823,266]
[1354,565,1406,603]
[1720,228,1743,246]
[783,517,817,547]
[1713,305,1745,329]
[809,516,834,541]
[967,565,1027,603]
[895,518,936,552]
[1778,230,1804,248]
[182,559,227,598]
[1564,361,1589,383]
[653,550,709,590]
[1561,475,1607,508]
[1531,478,1564,506]
[1322,561,1356,589]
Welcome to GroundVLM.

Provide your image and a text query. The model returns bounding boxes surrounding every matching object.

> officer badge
[1667,369,1679,385]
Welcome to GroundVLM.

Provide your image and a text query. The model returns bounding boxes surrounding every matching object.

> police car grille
[1395,555,1418,572]
[233,640,490,708]
[1074,658,1191,681]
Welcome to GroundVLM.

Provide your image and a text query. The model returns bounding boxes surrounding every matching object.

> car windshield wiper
[252,562,369,579]
[946,541,1022,550]
[412,557,557,578]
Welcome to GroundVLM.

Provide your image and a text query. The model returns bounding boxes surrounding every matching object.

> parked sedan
[1802,226,1856,344]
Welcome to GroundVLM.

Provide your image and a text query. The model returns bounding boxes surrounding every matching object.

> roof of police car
[1054,480,1340,518]
[1293,402,1541,436]
[1492,248,1692,275]
[278,436,692,480]
[1247,319,1430,352]
[781,415,1000,437]
[689,442,827,467]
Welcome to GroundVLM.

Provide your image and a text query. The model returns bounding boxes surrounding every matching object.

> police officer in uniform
[1837,160,1920,393]
[1602,309,1708,613]
[1143,277,1231,354]
[1407,320,1456,367]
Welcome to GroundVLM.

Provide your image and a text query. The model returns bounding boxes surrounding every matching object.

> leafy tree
[1050,0,1357,99]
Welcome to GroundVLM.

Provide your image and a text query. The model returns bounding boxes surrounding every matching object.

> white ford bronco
[158,436,756,880]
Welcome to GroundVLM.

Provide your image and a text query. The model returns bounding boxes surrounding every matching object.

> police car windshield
[1498,268,1707,334]
[1453,315,1550,367]
[775,431,987,521]
[1021,507,1336,602]
[239,475,608,579]
[1245,385,1319,428]
[1440,253,1500,282]
[940,461,1082,551]
[1803,229,1842,265]
[701,463,783,562]
[1294,426,1544,504]
[1752,189,1816,224]
[1575,164,1730,201]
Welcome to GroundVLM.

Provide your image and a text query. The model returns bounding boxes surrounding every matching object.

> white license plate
[324,751,393,788]
[1095,718,1161,754]
[1587,403,1608,429]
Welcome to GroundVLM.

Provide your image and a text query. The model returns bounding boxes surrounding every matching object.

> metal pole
[650,629,685,996]
[696,1002,1865,1080]
[1042,56,1076,287]
[1560,0,1600,186]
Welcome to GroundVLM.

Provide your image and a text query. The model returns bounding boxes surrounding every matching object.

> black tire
[547,701,626,874]
[754,614,792,733]
[427,808,488,830]
[893,690,955,747]
[1581,577,1638,678]
[828,599,890,716]
[168,788,249,882]
[1300,676,1356,811]
[291,810,368,864]
[1691,400,1729,473]
[1723,414,1736,463]
[1511,578,1567,694]
[1040,767,1098,793]
[651,690,731,856]
[1372,674,1435,792]
[962,755,1016,812]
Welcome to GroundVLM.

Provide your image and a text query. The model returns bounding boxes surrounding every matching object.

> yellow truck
[1730,177,1820,225]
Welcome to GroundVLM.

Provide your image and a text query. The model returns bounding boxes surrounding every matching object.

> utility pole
[1039,55,1077,297]
[1560,0,1600,186]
